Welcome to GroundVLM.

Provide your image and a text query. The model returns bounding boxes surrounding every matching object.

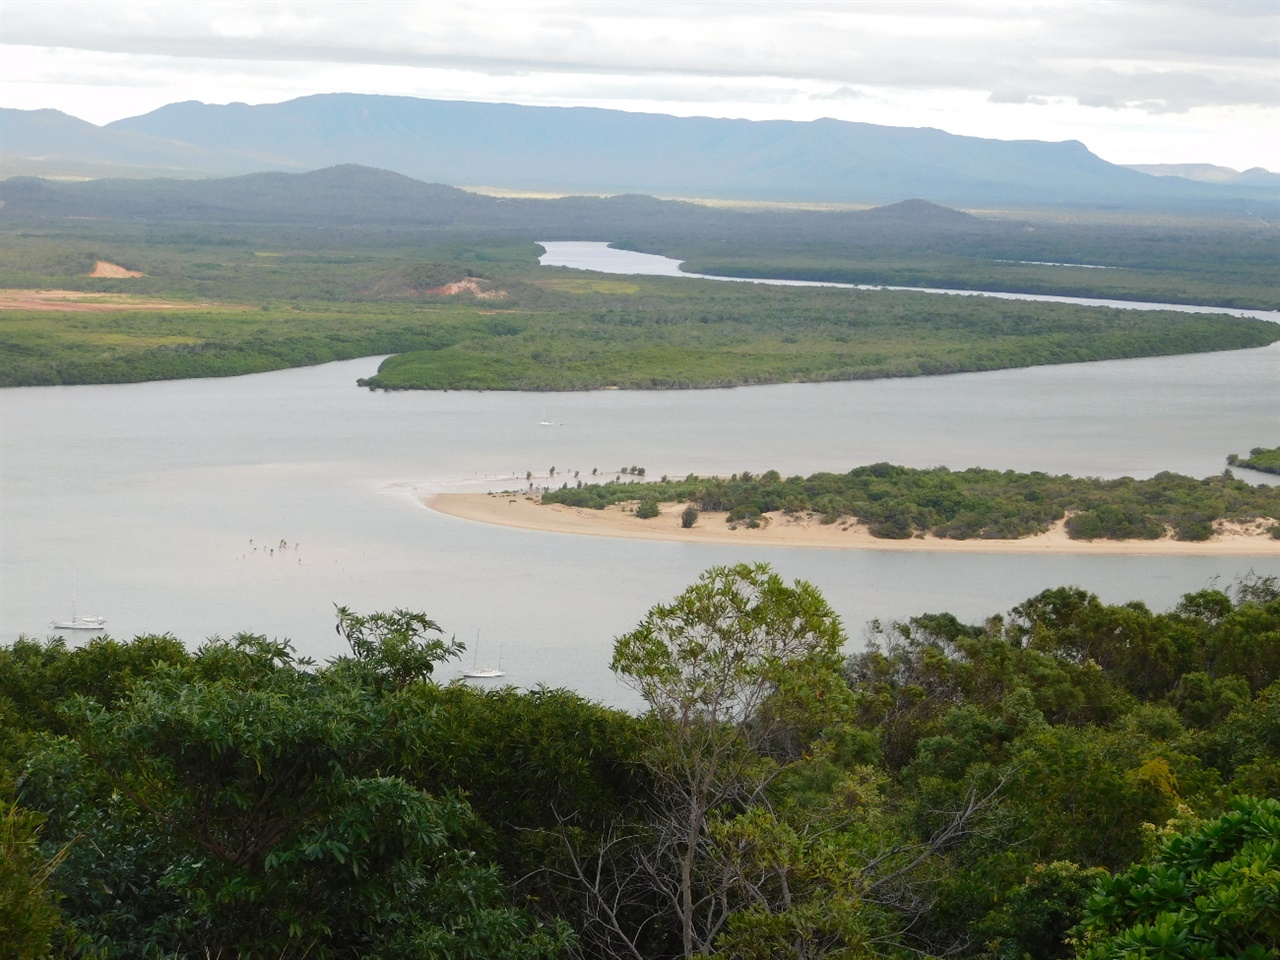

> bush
[681,504,699,528]
[1074,796,1280,960]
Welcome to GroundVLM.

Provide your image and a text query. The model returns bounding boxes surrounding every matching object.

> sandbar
[425,494,1280,556]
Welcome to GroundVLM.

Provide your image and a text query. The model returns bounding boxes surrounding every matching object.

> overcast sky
[3,0,1278,170]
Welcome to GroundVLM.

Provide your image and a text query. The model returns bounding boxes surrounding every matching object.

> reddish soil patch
[89,260,145,278]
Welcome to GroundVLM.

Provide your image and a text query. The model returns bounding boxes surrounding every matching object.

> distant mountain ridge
[3,93,1276,208]
[1123,163,1280,186]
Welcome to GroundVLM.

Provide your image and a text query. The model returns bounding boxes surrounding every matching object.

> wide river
[2,247,1277,707]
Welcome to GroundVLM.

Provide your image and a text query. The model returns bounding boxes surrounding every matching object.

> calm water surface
[538,241,1280,322]
[3,253,1278,706]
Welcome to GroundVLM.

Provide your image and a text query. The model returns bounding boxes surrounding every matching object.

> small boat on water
[50,566,106,631]
[462,633,504,678]
[50,615,107,631]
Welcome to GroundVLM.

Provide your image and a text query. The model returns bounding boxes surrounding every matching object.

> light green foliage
[1228,446,1280,475]
[0,802,68,959]
[1074,796,1280,960]
[613,562,850,735]
[605,563,856,958]
[333,604,463,689]
[708,805,876,960]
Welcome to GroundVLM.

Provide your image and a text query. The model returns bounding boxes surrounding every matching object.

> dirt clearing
[0,289,199,312]
[89,260,145,278]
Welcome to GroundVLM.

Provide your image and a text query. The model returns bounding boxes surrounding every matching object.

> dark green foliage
[635,497,661,519]
[638,205,1280,311]
[2,575,1277,960]
[3,213,1278,390]
[1074,797,1280,960]
[972,861,1108,960]
[543,463,1280,542]
[363,286,1278,391]
[680,503,699,528]
[8,631,571,960]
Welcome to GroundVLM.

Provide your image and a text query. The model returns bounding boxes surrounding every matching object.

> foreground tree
[572,563,853,957]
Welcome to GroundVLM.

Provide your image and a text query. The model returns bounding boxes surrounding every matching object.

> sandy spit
[425,494,1280,556]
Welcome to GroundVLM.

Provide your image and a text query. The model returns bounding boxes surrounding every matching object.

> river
[1,252,1277,707]
[537,241,1280,322]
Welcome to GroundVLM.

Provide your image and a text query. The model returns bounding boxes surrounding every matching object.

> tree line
[2,567,1276,958]
[542,463,1280,541]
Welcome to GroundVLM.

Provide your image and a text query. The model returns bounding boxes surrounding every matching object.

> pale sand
[88,260,144,279]
[425,494,1280,556]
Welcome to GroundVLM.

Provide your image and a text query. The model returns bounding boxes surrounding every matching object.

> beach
[424,494,1280,556]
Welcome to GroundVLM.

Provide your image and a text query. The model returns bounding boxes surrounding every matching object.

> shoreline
[424,494,1280,556]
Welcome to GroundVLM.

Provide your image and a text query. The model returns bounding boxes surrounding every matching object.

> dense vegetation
[4,167,1277,310]
[625,206,1280,311]
[4,222,1274,390]
[3,567,1277,958]
[2,170,1278,389]
[542,463,1280,541]
[1230,446,1280,476]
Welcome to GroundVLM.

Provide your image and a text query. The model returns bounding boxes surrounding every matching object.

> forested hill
[4,93,1279,208]
[0,166,1003,240]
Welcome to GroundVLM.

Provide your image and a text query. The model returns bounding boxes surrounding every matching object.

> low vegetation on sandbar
[542,462,1280,541]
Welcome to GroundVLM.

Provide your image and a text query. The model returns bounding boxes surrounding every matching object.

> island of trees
[3,566,1277,959]
[541,463,1280,542]
[1229,446,1280,476]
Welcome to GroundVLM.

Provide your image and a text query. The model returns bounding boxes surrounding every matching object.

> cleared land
[88,260,145,278]
[0,289,197,311]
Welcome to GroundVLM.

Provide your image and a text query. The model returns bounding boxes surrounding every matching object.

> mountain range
[3,93,1277,209]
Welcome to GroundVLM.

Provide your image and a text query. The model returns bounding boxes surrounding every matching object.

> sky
[2,0,1278,171]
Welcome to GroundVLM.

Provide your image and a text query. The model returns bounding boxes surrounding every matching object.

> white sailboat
[51,567,106,631]
[462,633,504,678]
